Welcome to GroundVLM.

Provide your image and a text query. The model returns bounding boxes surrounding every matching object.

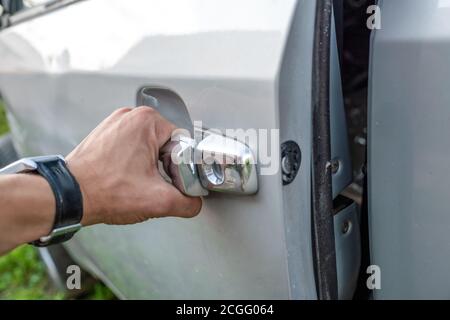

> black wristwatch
[0,155,83,247]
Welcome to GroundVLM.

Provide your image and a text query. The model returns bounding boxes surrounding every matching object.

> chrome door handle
[160,129,258,197]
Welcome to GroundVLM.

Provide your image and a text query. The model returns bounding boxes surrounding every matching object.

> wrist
[0,154,88,251]
[7,174,55,244]
[30,174,56,236]
[65,158,97,227]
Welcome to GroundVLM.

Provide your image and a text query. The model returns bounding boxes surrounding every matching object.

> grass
[0,245,116,300]
[0,101,115,300]
[0,100,9,135]
[0,246,64,299]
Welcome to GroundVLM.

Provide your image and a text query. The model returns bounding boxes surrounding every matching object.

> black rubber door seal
[311,0,339,300]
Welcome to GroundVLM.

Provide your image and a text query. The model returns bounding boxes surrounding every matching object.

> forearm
[0,107,201,256]
[0,174,55,254]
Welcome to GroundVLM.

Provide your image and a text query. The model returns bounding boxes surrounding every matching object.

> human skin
[0,106,202,255]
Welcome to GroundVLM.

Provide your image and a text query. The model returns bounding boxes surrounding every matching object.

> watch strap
[31,158,83,247]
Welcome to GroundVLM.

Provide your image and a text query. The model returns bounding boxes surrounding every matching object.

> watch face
[0,155,64,175]
[0,158,38,174]
[26,155,65,163]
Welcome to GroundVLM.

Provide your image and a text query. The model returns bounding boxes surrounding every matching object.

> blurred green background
[0,101,115,300]
[0,100,8,135]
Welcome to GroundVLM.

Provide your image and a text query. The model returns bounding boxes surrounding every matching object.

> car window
[1,0,56,14]
[23,0,56,9]
[0,0,76,28]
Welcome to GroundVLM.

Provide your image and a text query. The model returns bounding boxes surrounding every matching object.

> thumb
[160,182,203,218]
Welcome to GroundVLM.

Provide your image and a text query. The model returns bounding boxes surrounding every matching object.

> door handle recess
[160,129,258,197]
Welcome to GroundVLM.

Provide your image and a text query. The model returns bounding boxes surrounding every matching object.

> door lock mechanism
[160,129,258,197]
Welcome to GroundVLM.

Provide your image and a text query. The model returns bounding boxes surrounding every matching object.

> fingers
[111,107,134,118]
[106,107,200,219]
[126,106,177,148]
[160,184,203,218]
[109,106,176,146]
[101,107,133,127]
[152,111,177,148]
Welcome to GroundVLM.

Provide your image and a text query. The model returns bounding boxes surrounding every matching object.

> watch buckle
[38,223,82,244]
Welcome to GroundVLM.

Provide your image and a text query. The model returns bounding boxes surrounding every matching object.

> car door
[369,0,450,299]
[0,0,359,299]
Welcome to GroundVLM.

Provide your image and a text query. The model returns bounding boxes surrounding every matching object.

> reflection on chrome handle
[160,132,208,197]
[160,129,258,197]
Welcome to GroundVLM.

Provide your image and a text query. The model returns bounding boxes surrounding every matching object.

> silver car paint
[369,0,450,299]
[0,0,358,299]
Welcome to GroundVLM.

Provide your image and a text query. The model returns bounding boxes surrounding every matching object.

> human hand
[66,107,202,226]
